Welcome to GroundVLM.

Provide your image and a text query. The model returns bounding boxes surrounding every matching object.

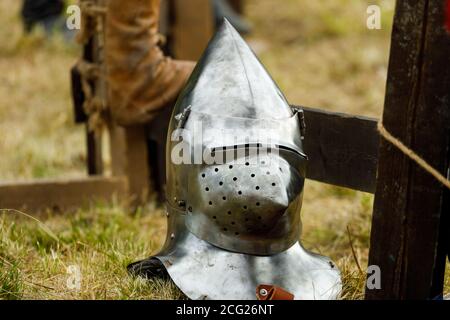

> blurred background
[0,0,447,299]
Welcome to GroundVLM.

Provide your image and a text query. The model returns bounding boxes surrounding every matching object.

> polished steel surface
[165,19,308,253]
[186,152,304,255]
[142,19,342,300]
[155,210,341,300]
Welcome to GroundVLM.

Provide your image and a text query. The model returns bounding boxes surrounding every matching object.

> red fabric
[446,0,450,33]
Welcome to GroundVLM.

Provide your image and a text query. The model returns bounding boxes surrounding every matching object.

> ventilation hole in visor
[231,221,235,225]
[209,201,213,205]
[272,183,276,186]
[256,186,260,190]
[205,187,209,191]
[228,211,232,215]
[251,174,255,178]
[266,171,270,175]
[219,181,223,186]
[256,202,260,206]
[235,232,239,236]
[215,168,219,172]
[245,162,250,166]
[213,216,217,219]
[222,196,227,201]
[223,228,228,232]
[202,173,206,178]
[238,191,242,195]
[243,205,247,210]
[233,177,237,181]
[229,165,233,169]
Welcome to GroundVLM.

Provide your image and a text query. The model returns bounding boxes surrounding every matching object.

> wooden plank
[366,0,450,300]
[0,176,128,213]
[300,106,379,193]
[171,0,214,60]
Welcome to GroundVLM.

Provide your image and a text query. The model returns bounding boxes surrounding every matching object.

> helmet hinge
[174,105,192,130]
[291,106,306,139]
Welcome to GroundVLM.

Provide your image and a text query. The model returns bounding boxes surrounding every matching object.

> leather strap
[256,284,294,300]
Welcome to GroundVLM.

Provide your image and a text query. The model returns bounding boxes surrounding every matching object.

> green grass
[0,0,448,299]
[0,207,185,299]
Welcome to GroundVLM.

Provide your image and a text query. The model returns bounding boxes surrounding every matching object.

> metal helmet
[133,19,341,300]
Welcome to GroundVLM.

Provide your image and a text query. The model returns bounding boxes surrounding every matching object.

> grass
[0,207,184,299]
[0,0,448,299]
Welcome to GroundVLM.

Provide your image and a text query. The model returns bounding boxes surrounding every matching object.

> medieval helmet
[130,19,341,300]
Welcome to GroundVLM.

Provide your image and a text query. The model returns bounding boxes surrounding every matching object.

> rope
[81,2,107,16]
[74,0,107,136]
[76,60,106,136]
[377,122,450,190]
[77,1,106,45]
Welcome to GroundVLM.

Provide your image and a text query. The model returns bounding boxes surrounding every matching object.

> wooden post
[170,0,214,60]
[228,0,244,14]
[108,123,152,209]
[86,128,103,175]
[76,2,105,176]
[366,0,450,300]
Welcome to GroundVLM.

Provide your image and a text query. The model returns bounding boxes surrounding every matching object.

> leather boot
[105,0,195,125]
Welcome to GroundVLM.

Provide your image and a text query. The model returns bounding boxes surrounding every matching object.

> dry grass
[0,0,448,300]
